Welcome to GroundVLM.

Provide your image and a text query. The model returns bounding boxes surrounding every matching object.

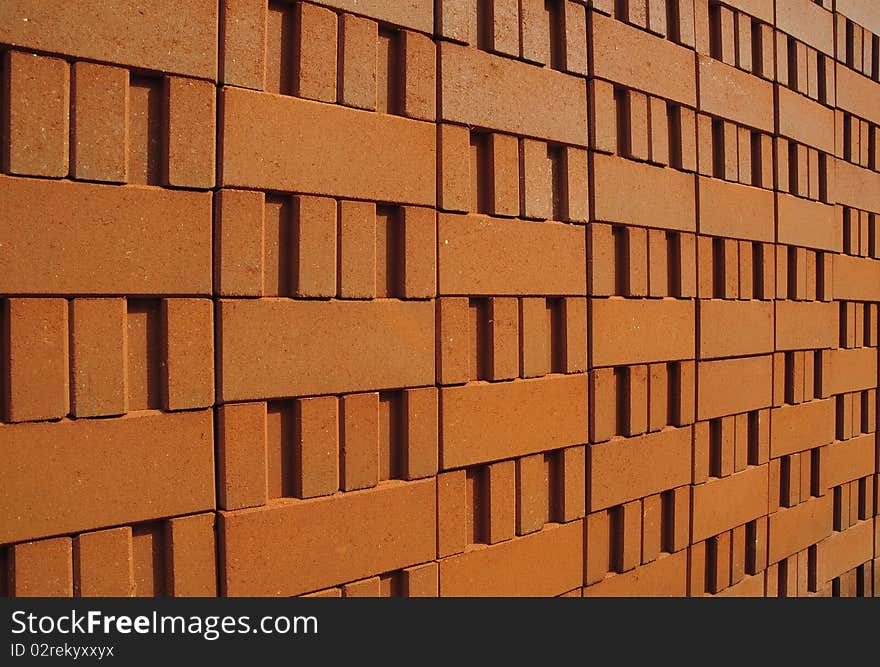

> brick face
[0,0,878,599]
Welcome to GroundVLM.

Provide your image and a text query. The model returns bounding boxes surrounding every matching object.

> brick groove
[0,0,878,597]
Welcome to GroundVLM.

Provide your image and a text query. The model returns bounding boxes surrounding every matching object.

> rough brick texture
[1,0,879,598]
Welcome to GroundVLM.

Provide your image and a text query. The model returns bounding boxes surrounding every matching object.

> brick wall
[0,0,878,597]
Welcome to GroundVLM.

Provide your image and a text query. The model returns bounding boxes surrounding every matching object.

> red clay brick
[440,375,588,469]
[0,410,214,544]
[593,154,696,232]
[438,522,583,596]
[166,513,218,597]
[221,87,435,205]
[295,3,338,103]
[591,297,695,367]
[162,298,214,410]
[164,76,215,189]
[220,479,436,596]
[591,13,696,106]
[5,298,69,422]
[218,299,434,401]
[339,13,378,110]
[4,51,69,177]
[697,355,773,420]
[214,189,265,297]
[692,465,769,542]
[74,527,134,597]
[220,0,266,89]
[71,62,128,183]
[589,426,691,511]
[585,550,688,597]
[0,175,211,295]
[70,298,127,418]
[217,402,268,510]
[0,0,218,78]
[10,537,73,597]
[698,300,774,359]
[439,42,588,145]
[438,213,586,295]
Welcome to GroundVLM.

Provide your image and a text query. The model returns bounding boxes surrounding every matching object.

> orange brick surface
[1,0,879,598]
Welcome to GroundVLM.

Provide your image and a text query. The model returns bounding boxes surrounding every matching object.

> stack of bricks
[0,0,877,598]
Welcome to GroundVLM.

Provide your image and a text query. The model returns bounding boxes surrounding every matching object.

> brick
[340,393,380,491]
[402,562,439,597]
[520,298,551,378]
[592,12,696,106]
[563,297,588,373]
[403,387,438,480]
[824,347,878,395]
[0,175,211,295]
[220,479,436,596]
[593,154,696,232]
[484,460,516,544]
[820,520,874,582]
[697,355,773,420]
[220,0,266,89]
[438,124,470,212]
[697,55,773,132]
[770,400,836,458]
[776,195,839,252]
[585,550,688,597]
[0,410,214,545]
[218,299,434,401]
[589,426,692,512]
[5,298,69,422]
[439,522,583,596]
[440,375,588,469]
[642,493,662,563]
[438,470,467,557]
[74,527,134,597]
[339,14,377,110]
[837,60,880,127]
[558,445,586,522]
[0,1,218,78]
[832,254,880,302]
[437,297,469,385]
[777,86,835,154]
[214,189,265,297]
[439,42,588,145]
[516,454,549,535]
[71,62,128,182]
[591,298,695,367]
[4,51,69,177]
[164,76,215,188]
[70,298,127,417]
[293,195,337,297]
[336,200,377,299]
[768,495,833,564]
[221,87,435,205]
[698,177,775,242]
[10,537,73,597]
[295,3,337,102]
[698,300,774,359]
[438,213,586,295]
[162,298,214,410]
[399,207,436,299]
[295,397,339,499]
[692,465,769,542]
[648,363,668,431]
[824,434,876,489]
[402,30,436,121]
[775,0,834,56]
[217,402,268,510]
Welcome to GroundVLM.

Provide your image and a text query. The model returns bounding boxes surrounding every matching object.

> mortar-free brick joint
[0,0,878,598]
